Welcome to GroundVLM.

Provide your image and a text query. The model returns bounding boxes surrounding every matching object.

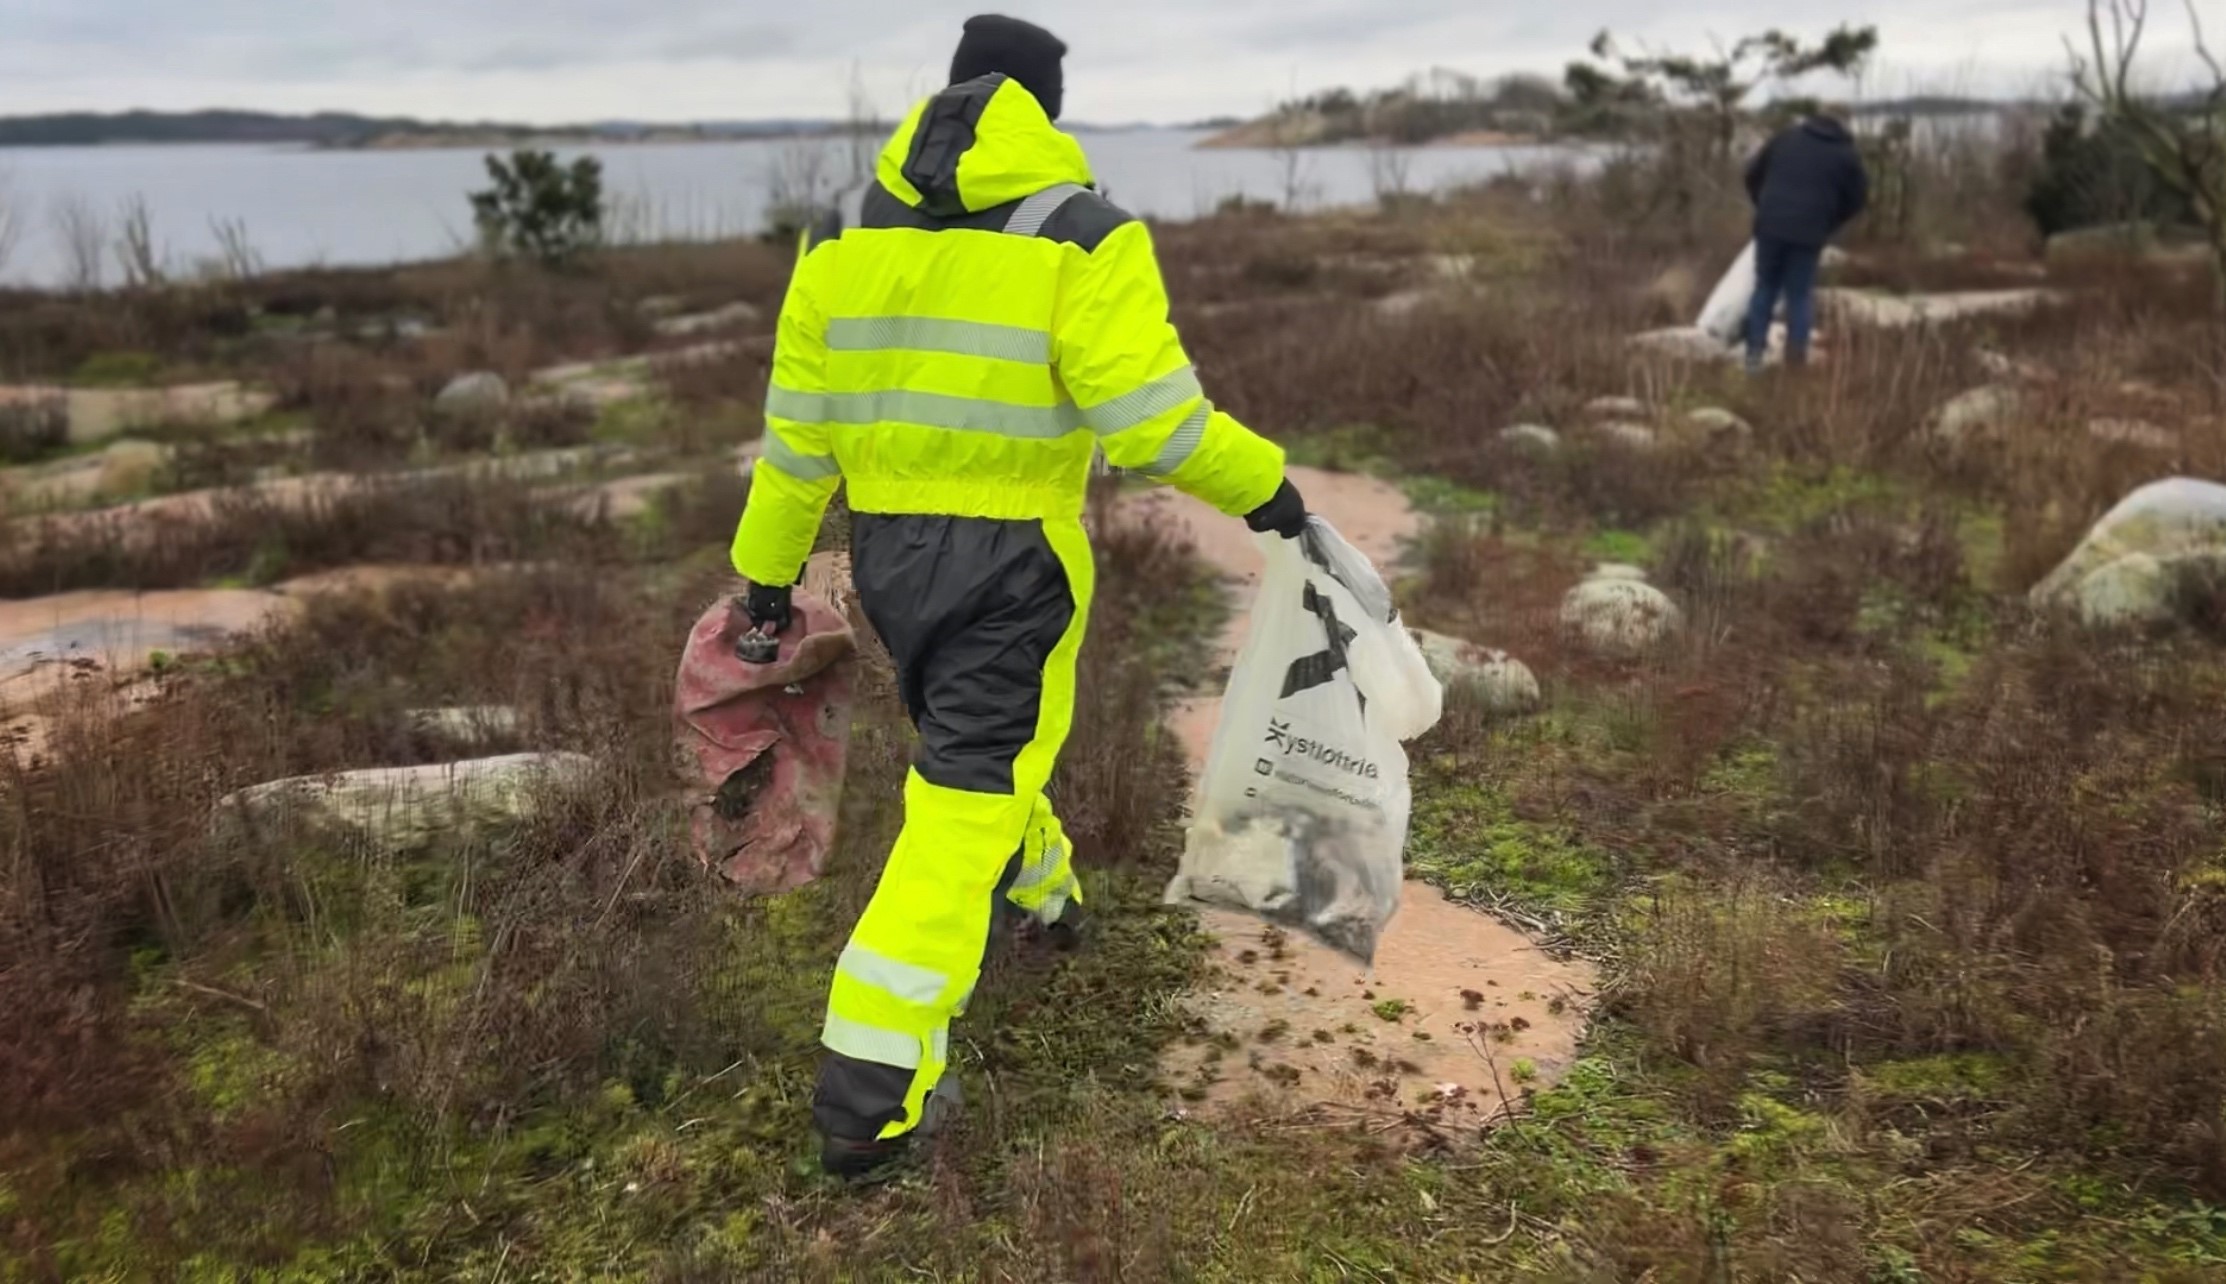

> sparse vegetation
[3,49,2226,1279]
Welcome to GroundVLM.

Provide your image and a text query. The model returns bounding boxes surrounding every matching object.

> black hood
[1802,116,1852,143]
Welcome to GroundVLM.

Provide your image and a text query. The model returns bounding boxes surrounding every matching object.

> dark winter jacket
[1745,117,1870,247]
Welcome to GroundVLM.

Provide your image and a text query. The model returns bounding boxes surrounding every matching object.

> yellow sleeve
[732,243,842,588]
[1052,221,1284,518]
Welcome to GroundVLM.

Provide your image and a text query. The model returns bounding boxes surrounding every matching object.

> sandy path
[1114,466,1595,1136]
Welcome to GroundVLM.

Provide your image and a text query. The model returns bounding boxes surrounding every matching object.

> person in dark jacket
[1742,112,1868,369]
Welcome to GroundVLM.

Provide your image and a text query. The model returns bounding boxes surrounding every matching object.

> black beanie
[950,15,1067,121]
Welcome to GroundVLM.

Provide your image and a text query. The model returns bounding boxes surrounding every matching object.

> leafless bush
[844,61,880,188]
[0,173,22,280]
[207,216,264,281]
[1270,118,1317,212]
[2069,0,2226,310]
[1366,137,1415,208]
[763,140,834,239]
[113,193,165,289]
[48,193,108,291]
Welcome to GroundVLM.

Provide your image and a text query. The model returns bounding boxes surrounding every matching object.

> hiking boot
[818,1079,962,1182]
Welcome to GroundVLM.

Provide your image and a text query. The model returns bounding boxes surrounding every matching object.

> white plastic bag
[1164,519,1444,963]
[1695,241,1758,344]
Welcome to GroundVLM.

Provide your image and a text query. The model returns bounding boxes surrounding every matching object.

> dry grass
[6,150,2226,1278]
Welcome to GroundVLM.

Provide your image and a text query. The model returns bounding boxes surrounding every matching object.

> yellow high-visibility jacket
[732,74,1286,588]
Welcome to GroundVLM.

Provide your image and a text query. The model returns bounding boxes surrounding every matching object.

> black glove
[744,582,793,635]
[1244,479,1310,540]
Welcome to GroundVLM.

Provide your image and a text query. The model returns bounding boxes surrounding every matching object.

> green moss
[71,350,165,388]
[1728,464,1908,534]
[1582,527,1654,565]
[1862,1053,2011,1102]
[1700,743,1779,797]
[1408,772,1609,917]
[590,395,673,444]
[1403,474,1499,516]
[183,1023,297,1123]
[1372,999,1410,1022]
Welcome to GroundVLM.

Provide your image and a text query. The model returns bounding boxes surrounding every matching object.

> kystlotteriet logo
[1262,718,1380,781]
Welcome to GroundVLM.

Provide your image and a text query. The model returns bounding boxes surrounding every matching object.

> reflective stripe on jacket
[732,74,1286,588]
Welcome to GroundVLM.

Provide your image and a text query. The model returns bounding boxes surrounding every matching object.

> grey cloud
[0,0,2200,121]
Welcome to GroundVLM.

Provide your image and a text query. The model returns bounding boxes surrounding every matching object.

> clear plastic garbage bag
[1165,518,1444,963]
[1696,241,1758,344]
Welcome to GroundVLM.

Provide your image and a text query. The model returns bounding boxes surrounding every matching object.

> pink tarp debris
[675,590,856,894]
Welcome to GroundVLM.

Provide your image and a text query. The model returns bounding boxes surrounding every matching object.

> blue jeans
[1746,236,1823,365]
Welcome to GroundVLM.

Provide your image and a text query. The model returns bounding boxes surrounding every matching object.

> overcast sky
[2,0,2211,125]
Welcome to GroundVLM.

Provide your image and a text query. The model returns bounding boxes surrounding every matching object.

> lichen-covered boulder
[1930,385,2023,446]
[2032,478,2226,627]
[1409,629,1543,715]
[1561,565,1682,657]
[1499,424,1561,455]
[435,371,511,414]
[1585,395,1647,420]
[217,753,596,850]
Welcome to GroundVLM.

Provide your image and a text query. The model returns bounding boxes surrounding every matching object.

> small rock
[1597,422,1657,450]
[1498,424,1561,455]
[638,295,688,319]
[217,752,595,851]
[1373,288,1437,318]
[2088,418,2176,452]
[435,372,511,415]
[1589,563,1649,582]
[655,302,761,338]
[1561,567,1682,657]
[1976,348,2056,383]
[1408,629,1543,716]
[1684,406,1752,443]
[1628,326,1737,362]
[1425,253,1477,280]
[1930,385,2023,446]
[1585,395,1647,420]
[407,705,524,742]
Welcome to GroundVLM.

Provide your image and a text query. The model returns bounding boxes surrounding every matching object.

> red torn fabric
[676,590,856,894]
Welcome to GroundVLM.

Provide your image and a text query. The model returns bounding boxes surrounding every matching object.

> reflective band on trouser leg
[831,774,1036,1140]
[1006,794,1082,924]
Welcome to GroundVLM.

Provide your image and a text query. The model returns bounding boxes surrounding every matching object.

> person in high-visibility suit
[730,14,1310,1180]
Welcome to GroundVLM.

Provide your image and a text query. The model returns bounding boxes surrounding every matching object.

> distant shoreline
[1195,126,1545,151]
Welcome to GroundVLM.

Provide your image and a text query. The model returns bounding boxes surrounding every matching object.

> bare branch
[113,193,164,289]
[0,173,21,279]
[48,193,108,292]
